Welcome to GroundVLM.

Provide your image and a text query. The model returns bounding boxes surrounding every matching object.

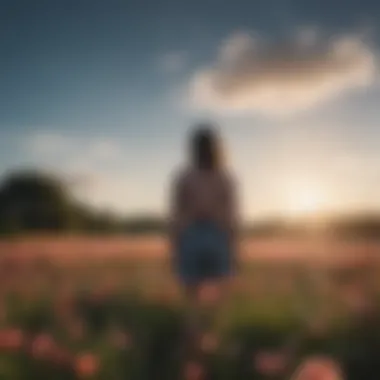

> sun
[289,191,321,215]
[284,182,325,218]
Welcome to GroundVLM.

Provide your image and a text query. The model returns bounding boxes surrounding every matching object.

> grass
[0,237,379,379]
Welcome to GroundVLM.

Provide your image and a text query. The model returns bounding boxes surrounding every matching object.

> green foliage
[0,170,74,234]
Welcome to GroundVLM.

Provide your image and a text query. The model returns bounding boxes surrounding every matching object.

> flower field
[0,236,379,380]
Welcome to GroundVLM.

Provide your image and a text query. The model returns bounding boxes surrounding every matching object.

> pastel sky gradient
[1,0,380,220]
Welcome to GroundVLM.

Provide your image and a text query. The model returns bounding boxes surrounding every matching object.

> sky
[1,0,380,221]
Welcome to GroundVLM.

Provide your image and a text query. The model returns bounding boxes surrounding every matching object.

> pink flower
[29,333,72,366]
[254,350,289,377]
[0,328,24,352]
[74,353,100,378]
[199,332,219,353]
[198,282,221,305]
[30,333,57,360]
[183,361,205,380]
[291,356,343,380]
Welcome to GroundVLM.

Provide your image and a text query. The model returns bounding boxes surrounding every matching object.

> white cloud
[189,31,378,116]
[26,132,123,163]
[158,51,187,73]
[27,132,75,157]
[22,132,161,214]
[24,131,126,187]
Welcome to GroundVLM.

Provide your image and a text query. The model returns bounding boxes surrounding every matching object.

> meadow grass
[0,239,379,379]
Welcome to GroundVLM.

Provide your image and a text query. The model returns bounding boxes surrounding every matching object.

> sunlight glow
[284,181,326,218]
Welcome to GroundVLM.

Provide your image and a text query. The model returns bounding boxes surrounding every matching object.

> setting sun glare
[283,181,326,218]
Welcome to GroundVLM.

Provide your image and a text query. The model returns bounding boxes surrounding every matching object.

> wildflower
[0,328,24,352]
[183,361,204,380]
[199,332,219,354]
[74,353,99,378]
[254,350,289,377]
[30,333,57,360]
[198,282,220,305]
[290,356,343,380]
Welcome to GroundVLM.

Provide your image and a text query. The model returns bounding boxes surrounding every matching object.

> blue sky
[1,0,380,220]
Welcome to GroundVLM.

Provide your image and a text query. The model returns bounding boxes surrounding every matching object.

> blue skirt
[175,221,233,285]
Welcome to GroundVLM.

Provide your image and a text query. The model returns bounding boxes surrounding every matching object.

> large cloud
[190,31,378,115]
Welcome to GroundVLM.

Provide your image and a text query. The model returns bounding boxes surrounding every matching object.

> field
[0,236,379,380]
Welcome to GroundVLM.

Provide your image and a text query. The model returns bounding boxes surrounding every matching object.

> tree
[0,170,75,234]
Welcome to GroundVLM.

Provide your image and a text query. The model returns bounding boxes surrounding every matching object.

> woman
[169,123,239,346]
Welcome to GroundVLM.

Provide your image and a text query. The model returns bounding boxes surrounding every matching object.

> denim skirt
[175,220,232,285]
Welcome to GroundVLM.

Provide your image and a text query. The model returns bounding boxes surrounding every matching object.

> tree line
[0,169,379,239]
[0,170,165,235]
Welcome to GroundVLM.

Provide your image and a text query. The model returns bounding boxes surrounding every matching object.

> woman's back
[170,124,238,286]
[174,167,236,232]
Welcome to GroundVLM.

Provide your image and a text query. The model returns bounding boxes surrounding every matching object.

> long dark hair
[190,123,223,170]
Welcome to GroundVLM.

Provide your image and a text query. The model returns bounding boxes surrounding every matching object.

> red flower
[198,282,221,305]
[254,350,289,376]
[0,328,24,352]
[183,361,205,380]
[199,332,219,353]
[30,333,57,360]
[74,353,99,378]
[291,356,343,380]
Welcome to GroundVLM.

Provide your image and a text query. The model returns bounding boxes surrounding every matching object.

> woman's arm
[168,171,187,249]
[224,173,240,258]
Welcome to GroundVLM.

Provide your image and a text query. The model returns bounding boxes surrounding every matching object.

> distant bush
[329,214,380,241]
[122,216,167,235]
[0,170,75,234]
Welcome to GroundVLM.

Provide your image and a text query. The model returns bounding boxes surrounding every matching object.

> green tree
[0,170,75,234]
